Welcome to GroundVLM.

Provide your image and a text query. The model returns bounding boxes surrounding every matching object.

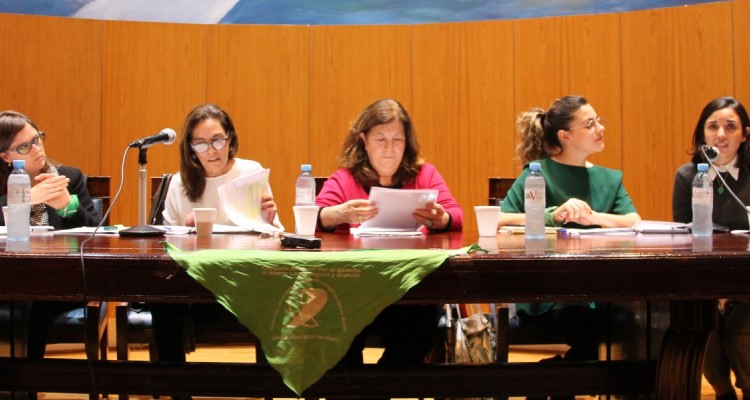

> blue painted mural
[0,0,726,25]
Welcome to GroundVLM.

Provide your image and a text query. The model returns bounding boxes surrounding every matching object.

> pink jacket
[316,162,463,233]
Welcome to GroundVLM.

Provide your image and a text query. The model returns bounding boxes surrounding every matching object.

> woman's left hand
[32,174,71,210]
[413,201,449,231]
[261,194,277,225]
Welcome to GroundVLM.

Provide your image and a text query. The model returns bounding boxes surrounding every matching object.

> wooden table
[1,231,749,399]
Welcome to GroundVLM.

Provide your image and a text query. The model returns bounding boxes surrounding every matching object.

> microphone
[128,128,177,149]
[701,145,719,161]
[699,145,750,230]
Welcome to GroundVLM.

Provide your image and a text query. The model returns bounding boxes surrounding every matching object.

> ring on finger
[424,219,432,228]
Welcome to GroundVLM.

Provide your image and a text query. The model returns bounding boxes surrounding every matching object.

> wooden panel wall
[0,0,747,230]
[411,21,515,222]
[0,14,102,176]
[309,25,412,178]
[206,24,310,226]
[101,21,207,224]
[736,0,750,103]
[621,2,734,220]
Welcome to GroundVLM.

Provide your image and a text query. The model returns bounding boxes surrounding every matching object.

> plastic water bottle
[524,162,546,239]
[7,159,31,242]
[295,164,315,206]
[691,163,713,237]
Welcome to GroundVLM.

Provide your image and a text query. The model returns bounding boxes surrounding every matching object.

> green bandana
[165,242,476,395]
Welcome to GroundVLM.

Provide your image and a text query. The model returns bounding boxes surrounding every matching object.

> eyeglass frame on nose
[568,116,605,131]
[3,131,46,155]
[191,135,230,154]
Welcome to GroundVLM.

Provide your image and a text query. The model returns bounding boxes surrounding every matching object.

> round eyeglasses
[191,136,229,154]
[569,116,605,131]
[4,131,45,155]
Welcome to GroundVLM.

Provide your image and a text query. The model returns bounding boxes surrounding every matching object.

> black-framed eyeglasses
[4,131,45,155]
[191,136,229,154]
[569,116,605,131]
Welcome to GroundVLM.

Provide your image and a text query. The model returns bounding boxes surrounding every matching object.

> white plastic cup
[474,206,501,236]
[2,206,7,226]
[193,208,217,236]
[293,205,320,236]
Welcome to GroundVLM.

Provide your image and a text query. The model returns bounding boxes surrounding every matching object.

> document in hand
[218,168,281,233]
[352,187,438,236]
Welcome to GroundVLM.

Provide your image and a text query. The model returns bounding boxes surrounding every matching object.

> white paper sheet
[632,220,690,234]
[218,169,281,233]
[354,187,438,235]
[1,226,54,236]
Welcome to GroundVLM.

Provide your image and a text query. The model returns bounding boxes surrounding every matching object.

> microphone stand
[701,146,750,227]
[119,147,165,237]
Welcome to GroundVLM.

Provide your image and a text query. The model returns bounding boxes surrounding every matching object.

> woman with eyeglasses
[499,96,640,400]
[0,110,99,228]
[672,97,750,400]
[0,110,100,378]
[161,103,282,228]
[153,104,282,400]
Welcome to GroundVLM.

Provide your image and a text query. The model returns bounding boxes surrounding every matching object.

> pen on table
[558,228,579,238]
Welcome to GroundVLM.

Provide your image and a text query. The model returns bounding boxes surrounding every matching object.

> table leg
[655,300,714,400]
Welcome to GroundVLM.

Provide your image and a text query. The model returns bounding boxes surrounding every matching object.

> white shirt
[708,155,740,181]
[162,158,283,228]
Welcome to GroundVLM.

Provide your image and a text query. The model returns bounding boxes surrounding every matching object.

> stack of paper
[218,168,281,234]
[632,220,690,234]
[352,187,438,237]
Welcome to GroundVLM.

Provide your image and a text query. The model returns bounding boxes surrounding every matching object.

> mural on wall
[0,0,725,25]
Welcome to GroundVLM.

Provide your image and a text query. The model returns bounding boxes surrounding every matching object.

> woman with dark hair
[317,98,462,232]
[316,98,462,374]
[0,110,99,229]
[499,96,640,400]
[153,104,282,400]
[500,95,640,229]
[162,103,281,227]
[672,96,750,400]
[0,110,100,364]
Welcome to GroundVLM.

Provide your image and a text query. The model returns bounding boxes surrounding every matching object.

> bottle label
[525,190,543,203]
[8,187,31,204]
[296,188,314,204]
[692,188,712,204]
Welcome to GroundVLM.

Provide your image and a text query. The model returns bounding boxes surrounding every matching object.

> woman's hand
[413,201,449,231]
[185,212,196,227]
[552,198,641,228]
[32,174,71,210]
[261,194,278,225]
[552,198,593,225]
[319,199,378,229]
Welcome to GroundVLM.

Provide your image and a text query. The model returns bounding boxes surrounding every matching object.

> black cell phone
[280,234,321,249]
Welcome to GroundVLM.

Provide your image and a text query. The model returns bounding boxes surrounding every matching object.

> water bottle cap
[12,160,25,169]
[697,163,709,172]
[301,164,312,172]
[529,162,541,171]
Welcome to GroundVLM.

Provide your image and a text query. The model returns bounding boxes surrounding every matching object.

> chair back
[86,176,111,225]
[149,174,173,225]
[314,176,328,196]
[488,177,515,206]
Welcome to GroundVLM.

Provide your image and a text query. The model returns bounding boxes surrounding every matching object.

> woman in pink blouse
[316,98,463,233]
[316,98,463,378]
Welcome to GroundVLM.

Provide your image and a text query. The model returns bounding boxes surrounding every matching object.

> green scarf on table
[165,242,475,396]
